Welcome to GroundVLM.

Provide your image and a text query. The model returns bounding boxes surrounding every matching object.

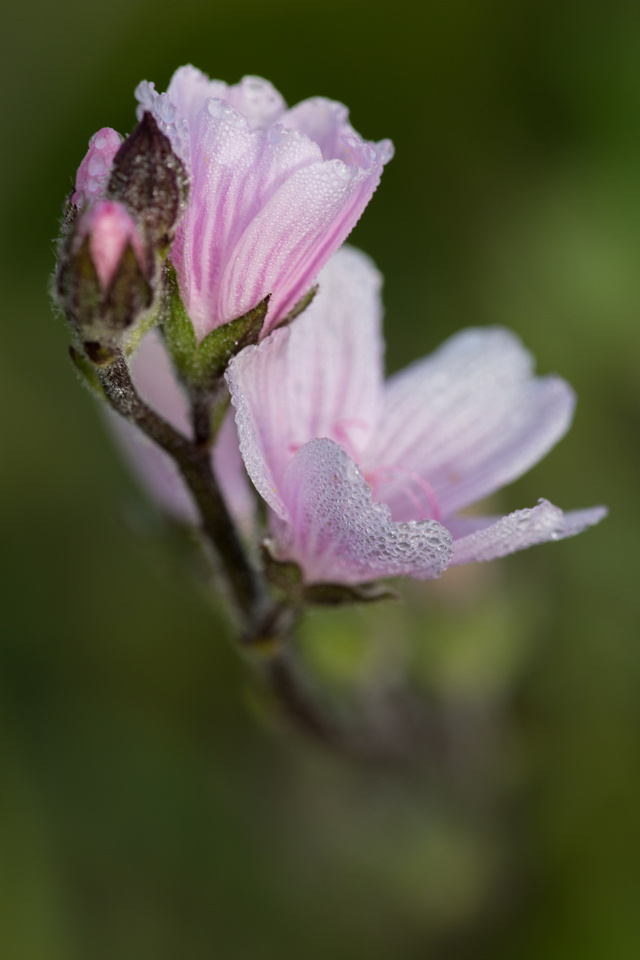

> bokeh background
[1,0,638,957]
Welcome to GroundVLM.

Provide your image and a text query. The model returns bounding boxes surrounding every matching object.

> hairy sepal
[162,265,269,389]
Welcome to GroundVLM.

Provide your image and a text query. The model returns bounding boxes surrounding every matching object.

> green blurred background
[1,0,638,957]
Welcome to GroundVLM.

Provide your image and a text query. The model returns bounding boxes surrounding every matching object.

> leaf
[301,581,400,607]
[275,284,318,329]
[260,541,303,595]
[162,264,269,388]
[123,301,161,357]
[197,295,270,380]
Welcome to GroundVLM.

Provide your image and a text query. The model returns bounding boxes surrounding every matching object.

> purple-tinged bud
[106,112,188,250]
[56,200,154,360]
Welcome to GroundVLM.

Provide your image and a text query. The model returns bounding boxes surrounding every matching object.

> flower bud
[72,128,123,210]
[106,111,188,251]
[56,200,154,358]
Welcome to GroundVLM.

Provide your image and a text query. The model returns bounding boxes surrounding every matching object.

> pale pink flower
[133,66,394,340]
[226,247,606,585]
[108,329,254,532]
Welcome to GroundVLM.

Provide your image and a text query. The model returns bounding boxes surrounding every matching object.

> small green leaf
[210,389,231,441]
[260,541,303,596]
[197,295,269,379]
[123,301,161,357]
[276,285,318,329]
[161,264,197,374]
[162,264,269,388]
[302,581,400,607]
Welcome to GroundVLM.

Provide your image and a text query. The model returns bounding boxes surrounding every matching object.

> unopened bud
[106,112,188,250]
[72,128,123,211]
[56,200,154,353]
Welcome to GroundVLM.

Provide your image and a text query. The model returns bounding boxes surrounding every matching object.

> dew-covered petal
[73,128,123,209]
[138,68,391,339]
[449,499,607,566]
[280,96,394,168]
[219,154,386,334]
[171,100,323,340]
[167,66,287,132]
[278,439,452,584]
[226,247,385,514]
[370,328,576,517]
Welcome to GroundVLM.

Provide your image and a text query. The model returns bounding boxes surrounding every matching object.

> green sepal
[103,240,154,332]
[275,285,318,330]
[123,301,161,357]
[260,539,399,607]
[69,346,106,399]
[260,541,303,596]
[162,264,269,389]
[210,389,231,441]
[301,581,400,607]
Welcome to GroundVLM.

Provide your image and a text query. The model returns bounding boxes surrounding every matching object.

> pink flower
[226,247,606,585]
[132,66,394,340]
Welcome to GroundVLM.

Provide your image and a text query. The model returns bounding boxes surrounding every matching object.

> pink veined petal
[226,327,290,519]
[279,96,394,168]
[136,67,392,338]
[168,66,287,132]
[226,247,385,510]
[219,155,384,333]
[218,75,288,130]
[279,97,353,160]
[449,499,608,566]
[172,100,322,340]
[369,327,576,518]
[280,439,452,584]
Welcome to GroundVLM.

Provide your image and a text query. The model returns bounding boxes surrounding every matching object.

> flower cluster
[57,65,605,599]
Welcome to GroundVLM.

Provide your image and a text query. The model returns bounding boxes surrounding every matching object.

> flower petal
[280,97,394,167]
[171,99,322,340]
[370,327,576,517]
[220,154,387,333]
[226,247,385,516]
[450,499,607,565]
[167,66,287,132]
[279,439,452,584]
